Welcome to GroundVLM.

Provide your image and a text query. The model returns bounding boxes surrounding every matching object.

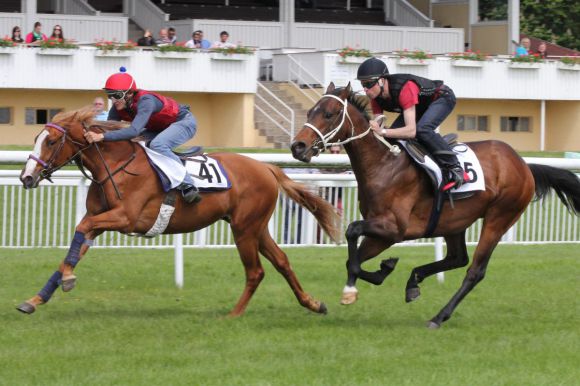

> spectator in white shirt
[212,31,236,49]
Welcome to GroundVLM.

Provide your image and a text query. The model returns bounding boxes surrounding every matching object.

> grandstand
[0,0,579,150]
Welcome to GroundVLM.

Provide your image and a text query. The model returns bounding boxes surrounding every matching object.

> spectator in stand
[536,42,548,59]
[25,22,47,44]
[50,25,65,41]
[167,27,177,45]
[185,30,211,49]
[11,26,24,43]
[137,29,155,47]
[515,37,531,57]
[93,97,109,121]
[155,28,172,46]
[212,31,236,49]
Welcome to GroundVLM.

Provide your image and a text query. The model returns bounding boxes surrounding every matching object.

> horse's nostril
[22,176,34,189]
[291,141,306,158]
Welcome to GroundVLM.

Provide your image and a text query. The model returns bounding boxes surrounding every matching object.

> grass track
[0,245,578,385]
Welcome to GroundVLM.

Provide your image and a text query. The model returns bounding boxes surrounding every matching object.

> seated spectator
[536,42,548,59]
[137,29,155,47]
[212,31,236,49]
[50,25,65,41]
[92,97,109,120]
[185,30,211,49]
[25,22,47,44]
[11,26,24,43]
[155,28,172,46]
[167,27,177,45]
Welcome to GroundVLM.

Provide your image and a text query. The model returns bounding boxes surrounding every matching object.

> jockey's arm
[101,95,160,141]
[375,106,417,139]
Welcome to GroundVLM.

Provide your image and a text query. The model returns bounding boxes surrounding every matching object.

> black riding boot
[432,150,468,190]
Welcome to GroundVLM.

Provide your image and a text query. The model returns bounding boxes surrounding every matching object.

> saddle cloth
[398,140,485,194]
[139,143,232,192]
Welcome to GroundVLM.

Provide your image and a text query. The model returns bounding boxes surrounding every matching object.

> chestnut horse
[18,107,341,316]
[291,83,580,328]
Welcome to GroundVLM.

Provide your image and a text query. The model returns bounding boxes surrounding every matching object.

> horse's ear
[344,82,352,95]
[325,82,336,94]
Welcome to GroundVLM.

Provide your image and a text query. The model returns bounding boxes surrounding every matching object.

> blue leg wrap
[64,231,85,268]
[38,270,63,303]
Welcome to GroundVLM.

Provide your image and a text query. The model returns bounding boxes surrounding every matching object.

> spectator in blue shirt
[185,30,211,49]
[92,97,109,120]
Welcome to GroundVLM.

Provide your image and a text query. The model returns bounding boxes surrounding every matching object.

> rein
[28,122,138,203]
[303,94,400,155]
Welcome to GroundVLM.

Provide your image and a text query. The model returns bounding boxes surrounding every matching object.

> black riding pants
[391,87,459,167]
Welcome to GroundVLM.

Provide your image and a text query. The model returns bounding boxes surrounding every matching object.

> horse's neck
[345,134,409,191]
[80,141,141,180]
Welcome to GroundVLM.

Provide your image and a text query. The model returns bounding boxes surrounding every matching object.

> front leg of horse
[341,220,399,305]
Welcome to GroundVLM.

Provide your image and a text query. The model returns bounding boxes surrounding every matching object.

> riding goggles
[360,79,379,89]
[105,89,129,101]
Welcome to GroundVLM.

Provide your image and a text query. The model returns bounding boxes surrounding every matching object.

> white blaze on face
[23,130,49,178]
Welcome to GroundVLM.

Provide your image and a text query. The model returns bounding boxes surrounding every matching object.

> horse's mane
[52,105,129,132]
[329,88,371,122]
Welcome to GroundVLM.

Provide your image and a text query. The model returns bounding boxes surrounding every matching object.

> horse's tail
[266,164,342,243]
[528,164,580,214]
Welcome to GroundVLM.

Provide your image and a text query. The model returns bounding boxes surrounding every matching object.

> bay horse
[18,107,341,316]
[291,83,580,328]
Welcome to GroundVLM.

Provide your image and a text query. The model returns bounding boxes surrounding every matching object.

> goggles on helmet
[105,89,129,101]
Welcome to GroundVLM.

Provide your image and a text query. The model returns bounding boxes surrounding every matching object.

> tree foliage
[479,0,579,50]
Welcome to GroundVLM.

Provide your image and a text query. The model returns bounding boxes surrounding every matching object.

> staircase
[255,81,314,149]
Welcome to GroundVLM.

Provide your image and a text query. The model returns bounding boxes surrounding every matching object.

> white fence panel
[37,13,128,43]
[0,13,25,35]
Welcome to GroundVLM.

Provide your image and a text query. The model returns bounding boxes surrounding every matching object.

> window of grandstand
[25,108,63,125]
[0,107,11,124]
[457,115,488,131]
[500,116,531,132]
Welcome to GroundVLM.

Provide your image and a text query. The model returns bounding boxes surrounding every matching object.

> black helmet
[357,57,389,81]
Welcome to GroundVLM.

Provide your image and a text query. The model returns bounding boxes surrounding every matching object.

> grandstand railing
[384,0,433,27]
[255,82,296,139]
[1,153,579,249]
[126,0,169,38]
[60,0,98,16]
[0,12,128,42]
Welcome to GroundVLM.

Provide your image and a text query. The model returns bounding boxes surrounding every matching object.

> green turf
[0,244,578,385]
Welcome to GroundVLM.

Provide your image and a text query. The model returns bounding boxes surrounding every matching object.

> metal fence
[1,168,578,249]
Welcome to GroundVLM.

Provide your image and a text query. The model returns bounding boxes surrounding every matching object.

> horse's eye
[47,139,56,146]
[324,112,333,119]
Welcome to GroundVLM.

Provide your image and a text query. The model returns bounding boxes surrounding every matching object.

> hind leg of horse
[259,231,326,314]
[405,232,469,303]
[342,236,397,305]
[16,230,103,314]
[228,235,265,317]
[428,210,522,328]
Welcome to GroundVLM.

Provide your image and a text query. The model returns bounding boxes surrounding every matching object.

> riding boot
[177,183,202,204]
[432,150,469,191]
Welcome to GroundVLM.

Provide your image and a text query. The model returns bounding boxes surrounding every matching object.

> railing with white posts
[255,82,296,139]
[287,55,324,104]
[61,0,98,16]
[384,0,432,27]
[126,0,169,35]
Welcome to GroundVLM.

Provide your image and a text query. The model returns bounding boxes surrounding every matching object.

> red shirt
[371,81,420,114]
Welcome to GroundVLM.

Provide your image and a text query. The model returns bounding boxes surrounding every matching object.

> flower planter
[508,62,541,69]
[556,62,580,71]
[452,59,484,68]
[210,53,249,61]
[397,58,433,66]
[153,51,194,59]
[95,50,134,58]
[37,49,77,56]
[338,56,369,64]
[0,47,17,54]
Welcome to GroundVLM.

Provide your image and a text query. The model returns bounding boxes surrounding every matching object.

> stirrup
[178,184,202,204]
[442,170,469,192]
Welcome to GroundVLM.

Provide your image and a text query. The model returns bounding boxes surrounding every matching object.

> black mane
[330,88,371,121]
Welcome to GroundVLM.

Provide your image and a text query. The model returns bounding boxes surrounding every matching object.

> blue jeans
[143,112,197,186]
[391,88,458,167]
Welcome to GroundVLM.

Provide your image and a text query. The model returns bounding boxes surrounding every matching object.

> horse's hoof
[405,287,421,303]
[426,320,441,329]
[16,302,36,314]
[318,302,328,315]
[340,291,358,305]
[380,257,399,272]
[61,276,77,292]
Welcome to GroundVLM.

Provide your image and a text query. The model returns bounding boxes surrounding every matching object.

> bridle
[28,121,138,202]
[302,94,400,155]
[28,123,91,182]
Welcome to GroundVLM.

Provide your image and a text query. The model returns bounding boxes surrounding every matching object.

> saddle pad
[140,143,231,192]
[184,155,232,191]
[399,141,485,194]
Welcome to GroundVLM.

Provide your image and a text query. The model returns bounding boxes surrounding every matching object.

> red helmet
[103,67,137,91]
